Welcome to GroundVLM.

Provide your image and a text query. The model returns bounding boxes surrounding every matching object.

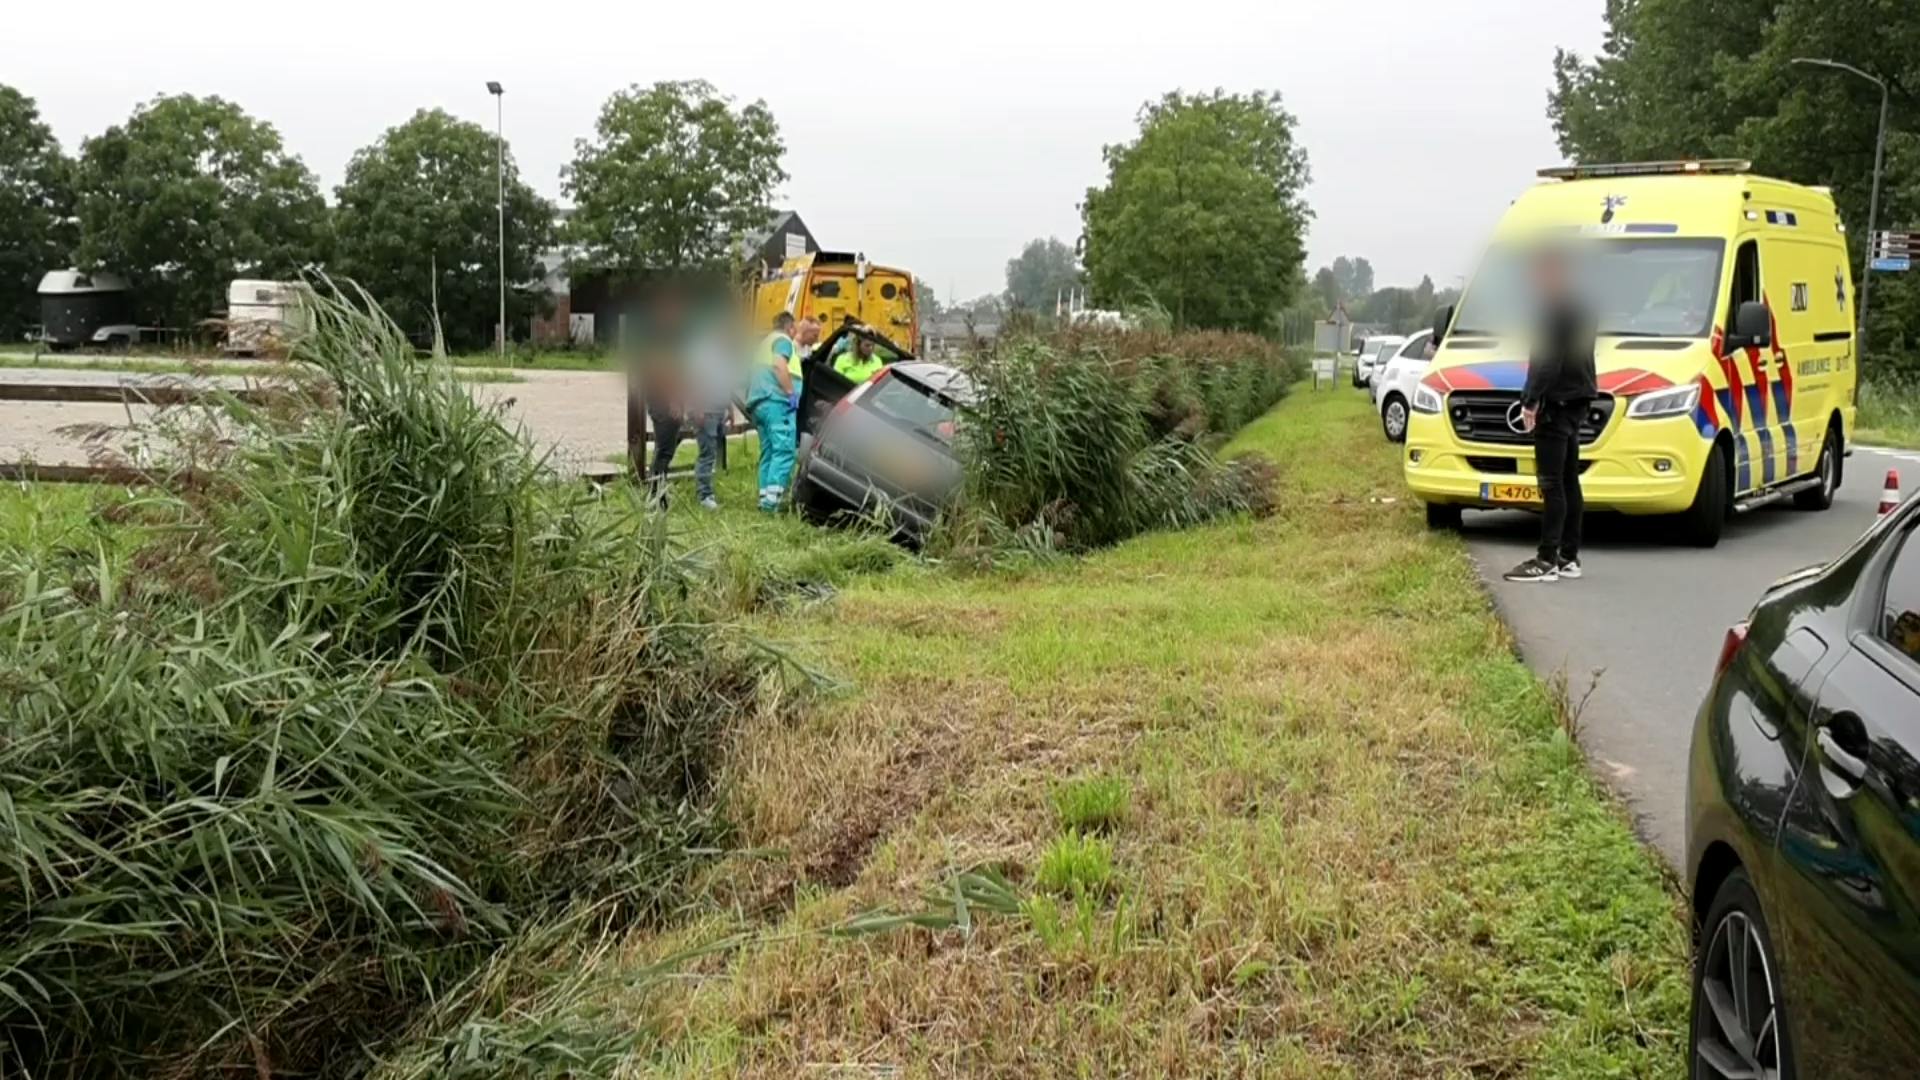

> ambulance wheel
[1678,443,1729,548]
[1425,503,1462,530]
[1793,428,1840,511]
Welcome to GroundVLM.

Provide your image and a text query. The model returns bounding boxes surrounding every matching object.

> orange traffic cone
[1879,469,1901,517]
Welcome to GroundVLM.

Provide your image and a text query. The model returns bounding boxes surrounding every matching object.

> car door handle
[1817,728,1868,784]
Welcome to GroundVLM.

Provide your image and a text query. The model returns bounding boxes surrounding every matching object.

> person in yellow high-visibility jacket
[833,334,887,384]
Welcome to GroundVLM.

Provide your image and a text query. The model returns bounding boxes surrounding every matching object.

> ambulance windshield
[1451,238,1726,340]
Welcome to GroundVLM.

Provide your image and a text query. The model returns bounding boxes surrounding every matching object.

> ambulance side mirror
[1726,300,1771,352]
[1430,304,1454,348]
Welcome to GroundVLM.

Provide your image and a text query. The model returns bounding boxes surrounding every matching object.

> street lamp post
[486,81,506,362]
[1791,57,1890,355]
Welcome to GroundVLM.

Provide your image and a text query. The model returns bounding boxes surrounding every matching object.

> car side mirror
[1726,300,1771,351]
[1431,304,1454,348]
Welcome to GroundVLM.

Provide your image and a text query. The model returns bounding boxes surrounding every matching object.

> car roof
[891,361,976,403]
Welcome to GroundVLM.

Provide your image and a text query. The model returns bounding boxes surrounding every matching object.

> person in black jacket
[1506,247,1597,584]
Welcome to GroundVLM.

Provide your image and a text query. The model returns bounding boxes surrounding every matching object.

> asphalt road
[1464,443,1920,868]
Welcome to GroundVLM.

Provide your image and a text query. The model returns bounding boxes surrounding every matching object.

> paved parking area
[0,366,631,474]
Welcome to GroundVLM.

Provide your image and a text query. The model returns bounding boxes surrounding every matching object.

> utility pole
[1791,57,1890,355]
[486,81,507,362]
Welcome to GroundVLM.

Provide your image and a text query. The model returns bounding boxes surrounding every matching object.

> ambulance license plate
[1480,482,1541,505]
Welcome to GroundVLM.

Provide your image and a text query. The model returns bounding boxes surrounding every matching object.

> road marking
[1856,444,1920,464]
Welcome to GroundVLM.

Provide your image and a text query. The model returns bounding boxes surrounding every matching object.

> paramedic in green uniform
[747,313,799,511]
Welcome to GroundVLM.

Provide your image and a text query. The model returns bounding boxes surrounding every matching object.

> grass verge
[607,387,1688,1077]
[1857,375,1920,449]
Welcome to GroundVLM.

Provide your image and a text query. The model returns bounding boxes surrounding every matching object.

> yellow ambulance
[1407,160,1858,546]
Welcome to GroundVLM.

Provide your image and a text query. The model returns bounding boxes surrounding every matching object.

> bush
[1859,373,1920,444]
[0,285,767,1076]
[931,328,1293,558]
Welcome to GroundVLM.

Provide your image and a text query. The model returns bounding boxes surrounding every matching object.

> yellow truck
[749,252,919,352]
[1408,159,1857,546]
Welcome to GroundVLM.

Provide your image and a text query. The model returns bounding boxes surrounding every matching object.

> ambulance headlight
[1626,384,1700,419]
[1412,385,1443,414]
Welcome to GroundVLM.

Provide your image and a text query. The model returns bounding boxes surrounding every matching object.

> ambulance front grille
[1446,391,1613,447]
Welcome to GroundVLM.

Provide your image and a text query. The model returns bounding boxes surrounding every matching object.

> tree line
[1293,254,1460,337]
[0,80,784,352]
[1550,0,1919,375]
[2,79,1319,351]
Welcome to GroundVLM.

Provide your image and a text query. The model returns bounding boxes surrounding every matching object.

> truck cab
[751,252,919,352]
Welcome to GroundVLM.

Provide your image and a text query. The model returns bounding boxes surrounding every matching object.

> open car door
[796,323,915,441]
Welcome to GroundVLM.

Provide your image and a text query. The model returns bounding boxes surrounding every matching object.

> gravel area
[1,367,634,475]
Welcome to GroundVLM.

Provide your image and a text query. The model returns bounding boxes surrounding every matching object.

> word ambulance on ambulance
[1407,160,1857,547]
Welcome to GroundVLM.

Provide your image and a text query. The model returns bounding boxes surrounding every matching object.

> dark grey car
[792,326,974,541]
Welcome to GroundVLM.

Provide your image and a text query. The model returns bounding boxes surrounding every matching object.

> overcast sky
[11,0,1603,302]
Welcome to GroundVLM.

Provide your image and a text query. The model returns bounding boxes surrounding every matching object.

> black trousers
[648,405,682,495]
[1534,401,1585,562]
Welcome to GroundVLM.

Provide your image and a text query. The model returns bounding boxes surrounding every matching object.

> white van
[224,280,306,355]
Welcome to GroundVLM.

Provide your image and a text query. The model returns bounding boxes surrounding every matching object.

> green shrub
[932,329,1291,558]
[0,284,766,1076]
[1051,776,1132,832]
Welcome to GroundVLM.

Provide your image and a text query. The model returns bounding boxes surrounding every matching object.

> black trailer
[38,270,137,350]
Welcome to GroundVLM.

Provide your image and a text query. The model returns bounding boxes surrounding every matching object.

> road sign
[1311,357,1337,389]
[1869,230,1915,273]
[1871,230,1916,254]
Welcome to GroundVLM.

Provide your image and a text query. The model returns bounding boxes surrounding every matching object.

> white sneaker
[700,497,720,511]
[1558,559,1583,580]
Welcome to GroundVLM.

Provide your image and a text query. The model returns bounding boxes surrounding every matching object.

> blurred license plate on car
[1480,482,1541,504]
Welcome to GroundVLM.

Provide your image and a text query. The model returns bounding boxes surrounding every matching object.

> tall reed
[0,284,763,1076]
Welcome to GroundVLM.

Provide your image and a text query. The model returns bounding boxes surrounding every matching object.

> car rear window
[865,372,957,442]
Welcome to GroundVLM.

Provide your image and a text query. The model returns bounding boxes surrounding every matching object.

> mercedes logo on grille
[1505,402,1529,434]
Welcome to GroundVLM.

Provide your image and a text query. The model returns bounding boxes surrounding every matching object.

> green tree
[563,80,786,273]
[1081,89,1312,331]
[74,94,327,329]
[1355,286,1423,334]
[333,109,556,350]
[0,84,74,343]
[1312,266,1343,312]
[1549,0,1920,372]
[1331,255,1374,302]
[1004,236,1082,312]
[914,275,941,319]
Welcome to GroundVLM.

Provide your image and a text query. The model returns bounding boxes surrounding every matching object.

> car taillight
[1714,622,1749,679]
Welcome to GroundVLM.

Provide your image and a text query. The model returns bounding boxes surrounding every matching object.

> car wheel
[1382,395,1409,443]
[1424,502,1462,530]
[1678,442,1728,548]
[1793,427,1840,511]
[1690,868,1794,1079]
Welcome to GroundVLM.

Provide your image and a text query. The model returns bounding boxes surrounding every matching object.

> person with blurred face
[1505,245,1598,584]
